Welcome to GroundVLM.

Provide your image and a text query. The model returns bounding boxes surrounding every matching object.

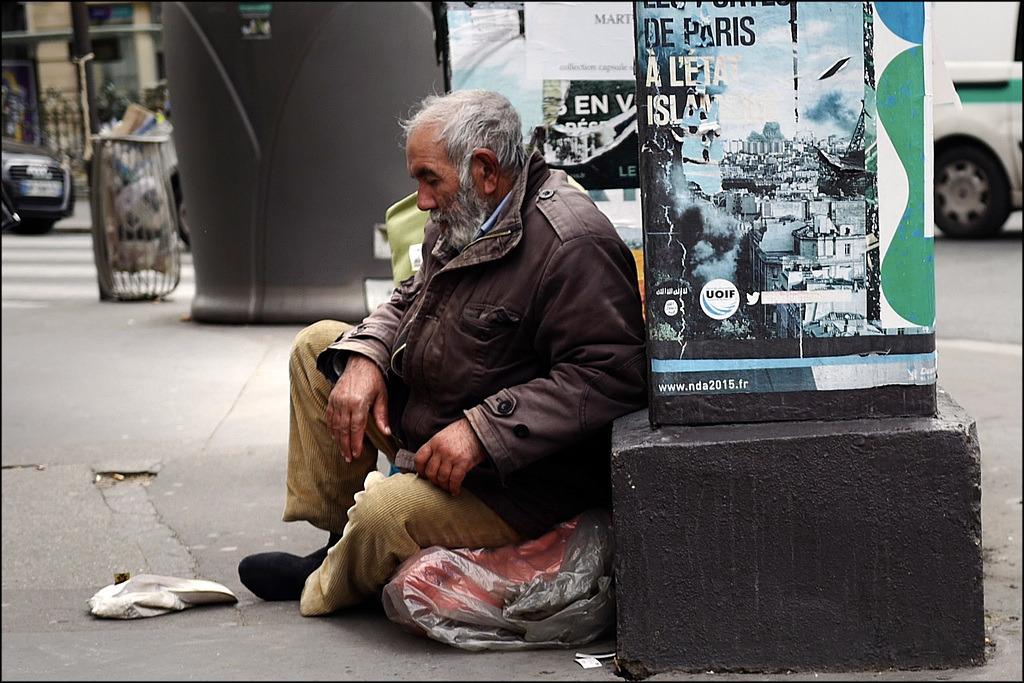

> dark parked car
[1,137,76,235]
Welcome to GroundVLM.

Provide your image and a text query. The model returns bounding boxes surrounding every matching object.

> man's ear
[471,148,502,195]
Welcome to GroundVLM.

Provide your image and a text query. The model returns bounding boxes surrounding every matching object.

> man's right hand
[326,355,391,462]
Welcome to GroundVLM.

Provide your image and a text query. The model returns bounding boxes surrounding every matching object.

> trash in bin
[90,104,181,301]
[110,174,175,273]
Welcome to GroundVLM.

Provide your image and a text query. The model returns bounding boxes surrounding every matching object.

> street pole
[70,1,98,162]
[70,1,114,300]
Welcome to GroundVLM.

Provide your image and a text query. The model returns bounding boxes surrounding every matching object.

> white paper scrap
[575,656,603,669]
[574,651,615,669]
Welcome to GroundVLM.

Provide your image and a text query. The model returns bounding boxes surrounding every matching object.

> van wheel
[934,145,1010,239]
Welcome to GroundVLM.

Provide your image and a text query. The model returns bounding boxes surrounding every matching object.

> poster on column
[445,1,638,189]
[443,1,646,301]
[445,0,647,249]
[633,1,936,426]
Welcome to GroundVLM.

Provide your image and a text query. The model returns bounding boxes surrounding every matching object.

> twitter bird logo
[746,292,760,306]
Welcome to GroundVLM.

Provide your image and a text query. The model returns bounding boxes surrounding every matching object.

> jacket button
[513,424,529,438]
[538,189,554,199]
[497,400,513,414]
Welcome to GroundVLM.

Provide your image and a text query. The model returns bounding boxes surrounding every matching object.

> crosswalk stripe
[2,233,194,307]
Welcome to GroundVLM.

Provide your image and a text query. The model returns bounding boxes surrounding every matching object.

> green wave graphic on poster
[877,46,934,327]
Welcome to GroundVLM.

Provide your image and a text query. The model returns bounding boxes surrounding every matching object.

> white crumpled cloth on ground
[88,574,237,619]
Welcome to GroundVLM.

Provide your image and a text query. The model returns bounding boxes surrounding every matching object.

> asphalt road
[1,207,1020,681]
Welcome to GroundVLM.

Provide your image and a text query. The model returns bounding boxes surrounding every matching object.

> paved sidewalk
[2,202,1020,681]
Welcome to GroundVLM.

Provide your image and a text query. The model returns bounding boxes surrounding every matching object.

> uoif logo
[700,278,739,320]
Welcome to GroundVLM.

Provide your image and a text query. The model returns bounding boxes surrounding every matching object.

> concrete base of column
[610,387,984,679]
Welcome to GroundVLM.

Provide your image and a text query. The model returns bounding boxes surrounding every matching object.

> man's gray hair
[401,90,529,176]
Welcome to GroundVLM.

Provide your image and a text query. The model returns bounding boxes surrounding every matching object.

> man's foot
[238,533,340,601]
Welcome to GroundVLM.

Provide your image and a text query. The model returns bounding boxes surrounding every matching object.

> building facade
[2,1,164,163]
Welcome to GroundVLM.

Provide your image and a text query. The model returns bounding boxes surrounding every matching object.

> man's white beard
[432,182,494,254]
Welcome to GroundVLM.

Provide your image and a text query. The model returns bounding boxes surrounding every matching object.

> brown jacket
[318,152,647,536]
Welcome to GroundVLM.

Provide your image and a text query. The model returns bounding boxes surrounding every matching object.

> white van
[931,1,1022,238]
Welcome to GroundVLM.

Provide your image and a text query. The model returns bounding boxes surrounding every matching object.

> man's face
[407,125,493,252]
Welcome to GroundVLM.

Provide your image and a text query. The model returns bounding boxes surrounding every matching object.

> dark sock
[299,532,340,563]
[238,531,341,602]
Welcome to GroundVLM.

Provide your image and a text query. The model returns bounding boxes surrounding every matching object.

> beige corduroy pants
[281,320,525,616]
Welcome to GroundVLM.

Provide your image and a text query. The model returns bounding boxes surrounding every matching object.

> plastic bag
[381,509,615,651]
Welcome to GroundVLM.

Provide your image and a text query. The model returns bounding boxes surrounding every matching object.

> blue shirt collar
[473,191,513,241]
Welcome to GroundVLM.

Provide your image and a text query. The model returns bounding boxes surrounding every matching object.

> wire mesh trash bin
[90,134,181,301]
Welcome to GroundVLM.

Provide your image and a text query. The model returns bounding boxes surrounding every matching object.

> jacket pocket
[461,304,522,341]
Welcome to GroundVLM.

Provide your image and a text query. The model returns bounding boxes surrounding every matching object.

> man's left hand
[414,419,485,496]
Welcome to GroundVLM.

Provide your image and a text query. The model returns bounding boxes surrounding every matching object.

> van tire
[934,144,1011,239]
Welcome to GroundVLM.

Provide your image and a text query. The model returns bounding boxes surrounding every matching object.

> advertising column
[633,1,937,425]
